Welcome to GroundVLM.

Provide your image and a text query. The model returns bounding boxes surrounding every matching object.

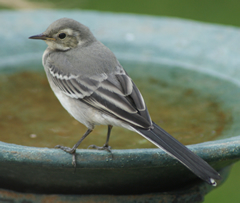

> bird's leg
[88,125,112,153]
[55,129,92,167]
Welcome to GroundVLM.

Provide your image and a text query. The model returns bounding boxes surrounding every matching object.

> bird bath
[0,10,240,202]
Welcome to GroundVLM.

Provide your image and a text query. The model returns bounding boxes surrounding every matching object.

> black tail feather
[134,122,221,185]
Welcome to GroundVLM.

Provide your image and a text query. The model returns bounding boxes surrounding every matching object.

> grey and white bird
[29,18,221,186]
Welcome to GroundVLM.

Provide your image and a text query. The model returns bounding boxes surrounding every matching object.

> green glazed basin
[0,10,240,203]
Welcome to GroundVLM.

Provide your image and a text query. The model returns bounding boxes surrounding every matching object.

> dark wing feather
[83,85,152,128]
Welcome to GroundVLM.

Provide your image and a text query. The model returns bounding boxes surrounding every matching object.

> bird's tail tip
[210,178,217,186]
[210,172,222,186]
[134,123,222,186]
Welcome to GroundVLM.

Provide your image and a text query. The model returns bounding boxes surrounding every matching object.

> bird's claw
[88,144,112,153]
[55,145,76,154]
[72,151,77,168]
[88,144,113,159]
[55,145,77,167]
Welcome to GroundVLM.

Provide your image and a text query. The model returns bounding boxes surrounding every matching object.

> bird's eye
[58,33,66,39]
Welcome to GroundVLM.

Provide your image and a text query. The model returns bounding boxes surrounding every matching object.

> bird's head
[29,18,96,51]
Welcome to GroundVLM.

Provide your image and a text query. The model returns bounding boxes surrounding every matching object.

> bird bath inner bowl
[0,10,240,202]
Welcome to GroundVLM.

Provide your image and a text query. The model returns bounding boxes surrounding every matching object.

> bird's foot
[55,145,77,167]
[55,145,76,153]
[88,144,112,153]
[88,144,113,159]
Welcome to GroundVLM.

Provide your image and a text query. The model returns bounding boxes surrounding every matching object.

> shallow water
[0,70,229,149]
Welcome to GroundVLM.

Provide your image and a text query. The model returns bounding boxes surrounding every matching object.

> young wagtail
[29,18,221,186]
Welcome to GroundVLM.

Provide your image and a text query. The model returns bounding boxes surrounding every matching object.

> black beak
[29,34,55,41]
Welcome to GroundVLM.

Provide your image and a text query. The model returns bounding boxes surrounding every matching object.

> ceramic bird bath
[0,10,240,203]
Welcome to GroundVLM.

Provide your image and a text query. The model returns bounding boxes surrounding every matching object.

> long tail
[134,122,221,186]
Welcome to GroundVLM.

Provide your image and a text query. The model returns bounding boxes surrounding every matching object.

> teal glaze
[0,137,239,195]
[1,10,240,202]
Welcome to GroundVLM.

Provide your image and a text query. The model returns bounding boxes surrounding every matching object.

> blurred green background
[1,0,240,202]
